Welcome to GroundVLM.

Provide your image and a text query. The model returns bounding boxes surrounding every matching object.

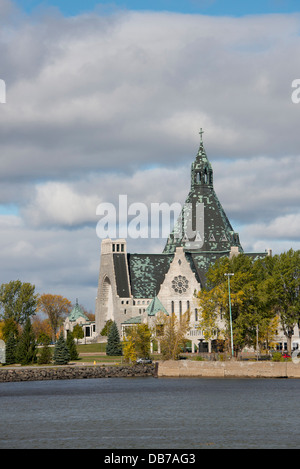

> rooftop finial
[199,127,204,144]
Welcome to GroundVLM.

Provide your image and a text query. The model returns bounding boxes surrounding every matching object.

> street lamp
[224,273,234,358]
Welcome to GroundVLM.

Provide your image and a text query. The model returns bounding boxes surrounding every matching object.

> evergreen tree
[53,331,70,365]
[106,321,122,356]
[37,336,52,365]
[15,318,37,365]
[5,332,17,365]
[66,332,79,360]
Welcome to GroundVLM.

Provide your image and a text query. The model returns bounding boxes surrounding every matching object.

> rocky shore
[0,363,157,382]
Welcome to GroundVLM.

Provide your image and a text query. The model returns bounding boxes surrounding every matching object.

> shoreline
[1,360,300,382]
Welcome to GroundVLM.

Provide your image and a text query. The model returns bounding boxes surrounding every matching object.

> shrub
[272,352,283,362]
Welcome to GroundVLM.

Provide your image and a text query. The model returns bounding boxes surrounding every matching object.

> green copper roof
[163,131,243,255]
[122,316,142,324]
[68,299,89,322]
[127,253,173,298]
[146,296,168,316]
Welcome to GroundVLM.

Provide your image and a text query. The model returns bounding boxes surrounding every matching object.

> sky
[0,0,300,312]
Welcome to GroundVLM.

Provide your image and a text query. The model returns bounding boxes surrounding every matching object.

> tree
[2,317,20,342]
[66,332,79,360]
[72,324,84,343]
[5,332,17,365]
[32,316,52,344]
[53,331,70,365]
[197,254,277,355]
[38,294,72,342]
[106,321,122,356]
[0,280,38,325]
[37,337,52,365]
[123,335,137,363]
[15,318,37,365]
[123,324,152,362]
[266,249,300,354]
[100,319,114,337]
[155,311,190,360]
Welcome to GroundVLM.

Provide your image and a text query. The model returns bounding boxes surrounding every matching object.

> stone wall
[2,361,300,383]
[0,363,157,383]
[157,360,300,378]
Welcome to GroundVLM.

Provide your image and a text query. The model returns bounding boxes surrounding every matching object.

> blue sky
[16,0,300,16]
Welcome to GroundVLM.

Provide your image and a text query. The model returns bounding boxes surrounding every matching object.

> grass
[76,343,106,353]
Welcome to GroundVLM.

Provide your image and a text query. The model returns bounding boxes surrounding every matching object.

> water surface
[1,377,299,449]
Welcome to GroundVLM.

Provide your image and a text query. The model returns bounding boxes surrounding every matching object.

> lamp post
[224,273,234,358]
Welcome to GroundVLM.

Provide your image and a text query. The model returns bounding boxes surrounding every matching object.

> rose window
[172,275,189,294]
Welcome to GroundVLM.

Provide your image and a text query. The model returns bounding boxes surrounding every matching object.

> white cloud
[23,181,100,227]
[0,3,299,310]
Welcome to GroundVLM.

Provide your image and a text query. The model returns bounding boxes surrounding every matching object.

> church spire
[192,127,213,189]
[163,128,243,255]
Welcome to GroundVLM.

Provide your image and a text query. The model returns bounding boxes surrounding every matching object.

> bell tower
[191,128,213,189]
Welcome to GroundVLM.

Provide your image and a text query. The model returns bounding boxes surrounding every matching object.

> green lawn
[76,343,106,353]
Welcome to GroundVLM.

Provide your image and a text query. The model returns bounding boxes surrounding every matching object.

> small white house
[64,299,97,343]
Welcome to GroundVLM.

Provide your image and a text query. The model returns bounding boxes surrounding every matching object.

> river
[1,377,299,449]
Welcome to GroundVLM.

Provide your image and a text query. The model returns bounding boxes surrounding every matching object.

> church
[94,130,269,352]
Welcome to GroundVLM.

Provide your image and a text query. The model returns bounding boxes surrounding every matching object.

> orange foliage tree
[38,294,72,342]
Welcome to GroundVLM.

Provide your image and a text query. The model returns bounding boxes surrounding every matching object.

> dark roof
[127,253,173,299]
[113,253,130,297]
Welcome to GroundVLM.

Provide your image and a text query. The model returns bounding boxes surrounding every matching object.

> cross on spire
[199,127,204,143]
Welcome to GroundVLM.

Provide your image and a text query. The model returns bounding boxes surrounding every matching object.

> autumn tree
[32,315,52,344]
[0,280,38,325]
[123,324,152,362]
[155,311,190,360]
[38,294,72,342]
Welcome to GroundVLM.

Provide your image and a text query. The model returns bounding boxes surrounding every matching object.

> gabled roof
[146,296,168,316]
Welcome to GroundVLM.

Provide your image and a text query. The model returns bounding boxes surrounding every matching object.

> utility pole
[224,273,234,358]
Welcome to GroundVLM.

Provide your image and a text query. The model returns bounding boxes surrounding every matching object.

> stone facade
[94,131,268,351]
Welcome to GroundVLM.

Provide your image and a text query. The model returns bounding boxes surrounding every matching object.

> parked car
[136,358,152,364]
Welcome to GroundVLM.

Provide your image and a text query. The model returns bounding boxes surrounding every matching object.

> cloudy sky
[0,0,300,311]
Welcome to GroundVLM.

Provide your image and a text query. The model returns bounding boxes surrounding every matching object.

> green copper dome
[68,299,89,322]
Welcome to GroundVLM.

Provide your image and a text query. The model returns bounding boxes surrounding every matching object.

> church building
[94,130,268,352]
